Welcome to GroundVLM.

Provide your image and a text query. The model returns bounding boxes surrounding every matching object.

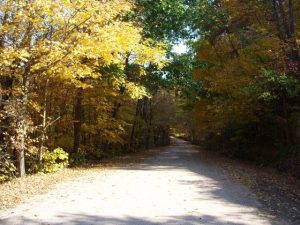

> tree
[171,0,300,164]
[0,0,167,176]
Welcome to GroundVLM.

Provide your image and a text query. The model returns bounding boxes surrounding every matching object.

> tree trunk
[38,79,49,163]
[277,0,290,39]
[129,100,140,151]
[271,0,286,52]
[287,0,299,61]
[17,71,30,178]
[146,99,153,149]
[73,88,83,155]
[271,0,299,76]
[18,123,26,178]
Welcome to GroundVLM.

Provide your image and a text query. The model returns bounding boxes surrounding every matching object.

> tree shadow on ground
[118,139,263,207]
[0,213,254,225]
[0,139,285,225]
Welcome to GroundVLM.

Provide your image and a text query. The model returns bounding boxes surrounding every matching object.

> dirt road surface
[0,139,289,225]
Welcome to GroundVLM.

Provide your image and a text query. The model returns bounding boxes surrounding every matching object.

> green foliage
[0,150,16,183]
[193,1,228,37]
[71,150,87,166]
[163,52,207,100]
[275,144,300,159]
[41,148,69,173]
[204,123,256,159]
[135,0,197,41]
[258,70,300,101]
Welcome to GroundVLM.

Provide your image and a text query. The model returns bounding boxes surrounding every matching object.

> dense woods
[1,0,300,182]
[0,0,177,181]
[172,0,300,176]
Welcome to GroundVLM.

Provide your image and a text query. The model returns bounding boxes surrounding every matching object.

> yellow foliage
[0,0,166,93]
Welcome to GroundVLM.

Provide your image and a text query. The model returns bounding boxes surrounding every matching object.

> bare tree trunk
[146,99,153,149]
[271,0,299,60]
[38,78,49,163]
[18,136,26,177]
[277,0,290,38]
[271,0,287,55]
[129,100,140,151]
[18,120,26,178]
[73,88,83,155]
[17,71,30,178]
[287,0,299,60]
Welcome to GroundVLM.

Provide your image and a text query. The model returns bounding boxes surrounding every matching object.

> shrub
[71,149,87,166]
[0,150,16,183]
[41,148,69,173]
[25,146,40,174]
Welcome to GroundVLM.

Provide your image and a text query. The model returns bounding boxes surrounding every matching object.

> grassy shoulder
[0,147,164,211]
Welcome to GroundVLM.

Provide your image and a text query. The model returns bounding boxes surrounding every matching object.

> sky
[172,42,189,54]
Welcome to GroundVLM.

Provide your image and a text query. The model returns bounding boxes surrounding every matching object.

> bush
[41,148,69,173]
[274,145,300,177]
[71,149,87,166]
[0,150,16,183]
[25,146,40,174]
[204,123,256,159]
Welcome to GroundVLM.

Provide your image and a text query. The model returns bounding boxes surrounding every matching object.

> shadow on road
[0,213,251,225]
[119,139,265,209]
[0,139,285,225]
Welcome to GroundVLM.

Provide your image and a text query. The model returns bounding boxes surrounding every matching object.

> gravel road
[0,138,289,225]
